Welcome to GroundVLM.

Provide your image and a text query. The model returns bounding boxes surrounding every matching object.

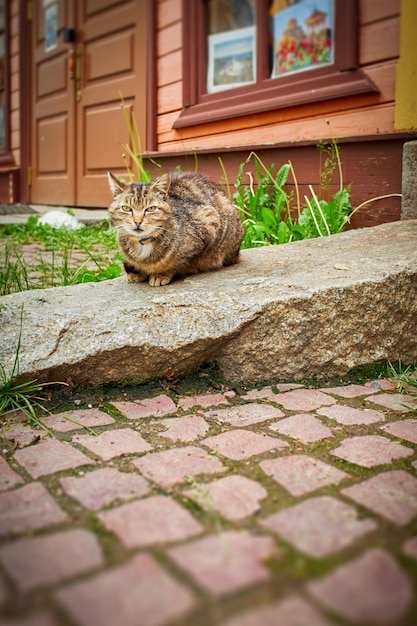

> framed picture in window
[207,26,256,93]
[271,0,334,78]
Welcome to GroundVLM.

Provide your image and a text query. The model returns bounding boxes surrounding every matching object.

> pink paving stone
[0,482,67,536]
[178,392,230,410]
[0,529,103,591]
[342,470,417,526]
[1,421,49,446]
[381,418,417,444]
[133,445,226,487]
[365,392,417,412]
[366,378,396,391]
[111,394,176,419]
[403,536,417,561]
[0,613,58,626]
[269,414,333,443]
[413,460,417,470]
[0,456,23,491]
[261,496,377,557]
[321,384,380,398]
[260,455,349,497]
[273,389,335,412]
[99,495,202,547]
[221,594,336,626]
[157,415,209,442]
[317,404,385,425]
[186,475,268,521]
[331,435,413,467]
[204,403,284,426]
[13,439,94,479]
[168,531,276,595]
[41,408,115,432]
[241,386,277,400]
[60,467,149,510]
[307,549,412,624]
[55,553,195,626]
[202,429,288,460]
[72,428,152,461]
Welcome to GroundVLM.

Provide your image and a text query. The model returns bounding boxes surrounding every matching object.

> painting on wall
[207,26,256,93]
[271,0,334,78]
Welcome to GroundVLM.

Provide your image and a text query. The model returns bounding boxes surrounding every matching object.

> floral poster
[207,26,256,93]
[271,0,333,78]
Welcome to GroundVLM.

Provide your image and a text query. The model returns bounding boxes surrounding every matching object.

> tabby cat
[108,171,244,287]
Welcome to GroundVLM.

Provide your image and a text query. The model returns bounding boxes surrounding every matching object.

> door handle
[68,48,75,80]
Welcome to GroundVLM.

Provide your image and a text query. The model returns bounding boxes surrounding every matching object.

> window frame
[174,0,378,129]
[0,0,11,163]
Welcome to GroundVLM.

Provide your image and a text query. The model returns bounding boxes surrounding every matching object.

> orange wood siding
[154,0,401,153]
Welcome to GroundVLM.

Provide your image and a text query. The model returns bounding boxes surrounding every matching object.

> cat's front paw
[149,274,173,287]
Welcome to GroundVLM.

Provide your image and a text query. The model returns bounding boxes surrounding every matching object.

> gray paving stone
[342,470,417,526]
[178,392,231,409]
[321,384,380,398]
[403,536,417,561]
[168,531,276,594]
[0,483,67,536]
[260,455,349,497]
[269,414,333,443]
[133,445,226,487]
[205,403,284,426]
[221,594,336,626]
[366,392,417,412]
[55,553,195,626]
[0,456,23,491]
[202,429,288,460]
[157,415,209,442]
[72,428,152,461]
[41,408,115,432]
[186,475,268,521]
[60,467,149,510]
[98,495,202,547]
[381,418,417,444]
[317,404,385,425]
[14,439,94,478]
[307,549,412,624]
[111,394,176,419]
[261,496,377,557]
[273,389,335,412]
[0,529,103,591]
[331,435,413,467]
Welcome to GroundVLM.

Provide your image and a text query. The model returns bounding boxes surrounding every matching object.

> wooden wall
[152,0,414,226]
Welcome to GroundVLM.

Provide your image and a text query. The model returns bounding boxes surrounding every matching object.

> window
[175,0,377,128]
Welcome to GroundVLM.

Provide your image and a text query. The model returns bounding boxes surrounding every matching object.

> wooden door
[30,0,148,207]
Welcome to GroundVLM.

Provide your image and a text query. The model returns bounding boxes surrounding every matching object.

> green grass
[0,215,122,296]
[387,360,417,410]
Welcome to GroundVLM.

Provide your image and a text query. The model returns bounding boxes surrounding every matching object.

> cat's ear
[107,172,126,197]
[150,173,171,197]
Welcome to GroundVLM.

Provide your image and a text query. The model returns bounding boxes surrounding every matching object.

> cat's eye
[145,206,156,213]
[120,205,132,213]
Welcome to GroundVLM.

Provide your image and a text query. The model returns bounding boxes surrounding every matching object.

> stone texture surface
[1,221,416,385]
[261,496,377,557]
[307,549,413,624]
[401,140,417,220]
[1,376,417,625]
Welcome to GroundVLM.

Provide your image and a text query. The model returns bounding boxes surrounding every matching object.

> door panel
[31,0,76,205]
[30,0,148,207]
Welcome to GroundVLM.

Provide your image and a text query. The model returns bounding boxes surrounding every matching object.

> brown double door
[30,0,148,207]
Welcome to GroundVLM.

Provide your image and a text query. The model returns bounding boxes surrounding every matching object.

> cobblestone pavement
[1,378,417,626]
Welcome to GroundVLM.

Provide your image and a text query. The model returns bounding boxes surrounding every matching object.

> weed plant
[387,361,417,411]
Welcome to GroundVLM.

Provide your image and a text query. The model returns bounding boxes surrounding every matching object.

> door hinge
[27,1,33,21]
[27,166,32,187]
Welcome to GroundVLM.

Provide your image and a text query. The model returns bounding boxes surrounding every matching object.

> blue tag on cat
[138,236,156,245]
